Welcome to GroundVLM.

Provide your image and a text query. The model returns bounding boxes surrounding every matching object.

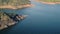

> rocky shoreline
[36,0,60,4]
[0,4,33,9]
[0,12,27,30]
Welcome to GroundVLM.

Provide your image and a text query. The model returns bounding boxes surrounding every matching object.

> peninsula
[36,0,60,4]
[0,0,32,9]
[0,12,27,30]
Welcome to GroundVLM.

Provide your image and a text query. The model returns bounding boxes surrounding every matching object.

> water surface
[0,0,60,34]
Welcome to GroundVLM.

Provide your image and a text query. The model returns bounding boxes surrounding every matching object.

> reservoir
[0,0,60,34]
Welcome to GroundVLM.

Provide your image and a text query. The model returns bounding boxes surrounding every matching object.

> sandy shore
[0,4,33,9]
[36,0,60,4]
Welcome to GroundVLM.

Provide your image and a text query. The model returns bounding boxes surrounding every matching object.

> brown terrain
[36,0,60,4]
[0,4,33,9]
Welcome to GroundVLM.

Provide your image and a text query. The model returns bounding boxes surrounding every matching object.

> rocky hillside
[0,12,26,30]
[0,0,31,9]
[0,0,31,6]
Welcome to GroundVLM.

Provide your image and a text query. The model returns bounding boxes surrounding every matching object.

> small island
[36,0,60,4]
[0,12,27,30]
[0,0,32,9]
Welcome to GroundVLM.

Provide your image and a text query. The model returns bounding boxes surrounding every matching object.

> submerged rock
[0,12,27,30]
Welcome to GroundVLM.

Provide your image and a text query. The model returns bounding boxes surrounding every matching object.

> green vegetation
[0,0,31,6]
[39,0,60,2]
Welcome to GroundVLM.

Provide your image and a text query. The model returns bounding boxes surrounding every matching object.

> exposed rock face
[0,12,26,30]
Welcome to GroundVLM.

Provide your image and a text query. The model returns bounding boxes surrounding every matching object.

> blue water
[0,0,60,34]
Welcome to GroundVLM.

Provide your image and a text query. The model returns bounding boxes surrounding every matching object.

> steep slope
[0,12,15,30]
[0,12,26,30]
